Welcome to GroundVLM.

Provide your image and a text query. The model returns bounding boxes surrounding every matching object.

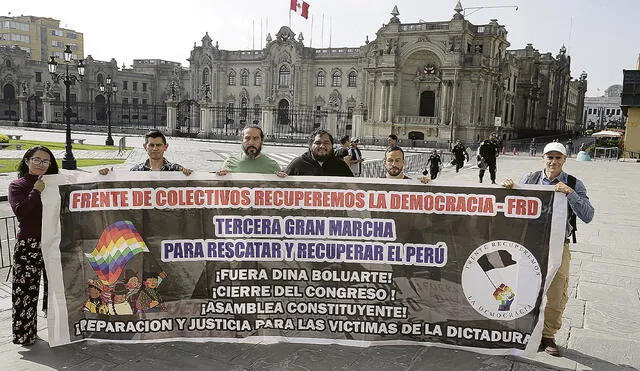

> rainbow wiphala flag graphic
[85,220,149,285]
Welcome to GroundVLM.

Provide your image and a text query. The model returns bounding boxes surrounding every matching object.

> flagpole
[252,19,255,50]
[321,14,324,48]
[289,6,291,28]
[260,18,263,49]
[483,271,497,289]
[329,16,332,49]
[310,15,314,47]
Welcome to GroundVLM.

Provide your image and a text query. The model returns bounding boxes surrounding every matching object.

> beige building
[0,15,84,62]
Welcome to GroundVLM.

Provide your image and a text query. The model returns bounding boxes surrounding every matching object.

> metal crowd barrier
[0,216,17,275]
[361,151,454,178]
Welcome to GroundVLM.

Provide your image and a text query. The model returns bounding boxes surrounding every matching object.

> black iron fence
[361,151,454,178]
[0,99,19,122]
[2,99,367,144]
[270,107,326,140]
[47,101,168,131]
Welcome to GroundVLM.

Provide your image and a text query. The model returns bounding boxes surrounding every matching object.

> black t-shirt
[334,147,349,159]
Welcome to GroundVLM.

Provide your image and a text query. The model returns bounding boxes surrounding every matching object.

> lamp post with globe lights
[48,45,84,170]
[100,75,118,146]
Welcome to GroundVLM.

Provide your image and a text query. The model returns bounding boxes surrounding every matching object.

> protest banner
[41,172,566,356]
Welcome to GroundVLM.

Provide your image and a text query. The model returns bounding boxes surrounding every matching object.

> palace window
[332,71,342,87]
[254,71,262,86]
[279,65,291,87]
[240,70,249,86]
[228,71,236,86]
[348,71,357,87]
[202,68,209,85]
[316,71,325,87]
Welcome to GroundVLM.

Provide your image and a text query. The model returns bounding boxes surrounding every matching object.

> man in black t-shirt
[334,135,351,165]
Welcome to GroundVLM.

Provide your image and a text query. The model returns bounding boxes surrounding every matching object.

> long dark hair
[17,146,59,178]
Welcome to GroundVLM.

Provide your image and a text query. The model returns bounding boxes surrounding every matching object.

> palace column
[378,82,386,122]
[387,82,395,123]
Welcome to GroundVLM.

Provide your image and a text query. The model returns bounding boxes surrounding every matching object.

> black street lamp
[100,75,118,146]
[48,45,84,170]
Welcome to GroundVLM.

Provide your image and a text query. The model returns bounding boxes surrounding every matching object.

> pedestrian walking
[529,139,537,156]
[478,137,499,183]
[566,139,574,157]
[425,149,443,179]
[8,146,59,345]
[501,142,594,357]
[451,140,469,173]
[347,137,364,176]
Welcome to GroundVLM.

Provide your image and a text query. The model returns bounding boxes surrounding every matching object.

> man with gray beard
[217,125,287,176]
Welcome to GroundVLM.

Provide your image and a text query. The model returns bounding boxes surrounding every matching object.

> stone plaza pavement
[0,126,639,370]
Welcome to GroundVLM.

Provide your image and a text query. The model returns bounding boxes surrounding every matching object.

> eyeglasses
[385,158,404,164]
[30,157,51,166]
[545,155,564,160]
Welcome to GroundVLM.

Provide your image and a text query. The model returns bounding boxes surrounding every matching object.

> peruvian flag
[290,0,310,19]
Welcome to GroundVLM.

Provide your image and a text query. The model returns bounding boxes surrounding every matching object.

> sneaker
[539,337,560,357]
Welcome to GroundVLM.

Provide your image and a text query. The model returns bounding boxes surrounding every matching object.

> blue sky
[5,0,637,96]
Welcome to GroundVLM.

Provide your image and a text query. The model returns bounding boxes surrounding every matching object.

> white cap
[543,142,567,156]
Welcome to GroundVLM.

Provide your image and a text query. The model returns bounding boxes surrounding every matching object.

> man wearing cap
[348,137,364,176]
[501,142,594,357]
[217,125,287,177]
[285,129,353,176]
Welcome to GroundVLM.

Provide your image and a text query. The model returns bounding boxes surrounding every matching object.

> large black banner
[41,173,566,355]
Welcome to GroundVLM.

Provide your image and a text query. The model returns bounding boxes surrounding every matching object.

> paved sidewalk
[1,126,639,370]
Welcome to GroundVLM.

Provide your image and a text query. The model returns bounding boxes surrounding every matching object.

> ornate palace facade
[0,3,586,144]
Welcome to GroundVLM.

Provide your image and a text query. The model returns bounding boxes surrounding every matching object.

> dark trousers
[455,156,465,172]
[12,238,46,345]
[430,167,439,179]
[479,160,497,183]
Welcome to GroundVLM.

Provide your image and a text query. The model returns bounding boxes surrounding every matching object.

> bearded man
[217,125,287,176]
[285,129,353,176]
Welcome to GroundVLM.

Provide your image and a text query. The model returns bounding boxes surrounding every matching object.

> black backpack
[525,171,578,243]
